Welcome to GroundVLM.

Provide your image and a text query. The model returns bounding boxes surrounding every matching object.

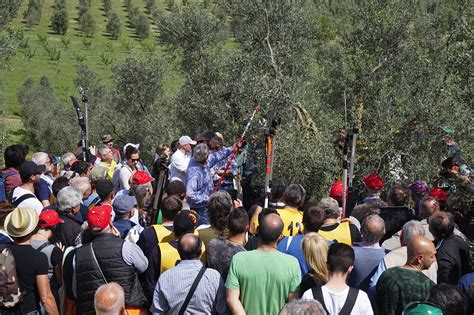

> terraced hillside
[1,0,181,142]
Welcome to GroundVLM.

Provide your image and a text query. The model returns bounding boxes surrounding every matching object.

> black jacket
[76,234,147,315]
[56,212,82,247]
[436,234,471,284]
[379,206,416,243]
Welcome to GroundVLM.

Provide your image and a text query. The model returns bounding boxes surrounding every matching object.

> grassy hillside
[1,0,181,143]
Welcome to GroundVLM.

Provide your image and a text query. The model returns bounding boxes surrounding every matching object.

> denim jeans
[195,206,209,226]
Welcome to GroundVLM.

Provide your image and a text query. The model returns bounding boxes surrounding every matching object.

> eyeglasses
[131,158,140,162]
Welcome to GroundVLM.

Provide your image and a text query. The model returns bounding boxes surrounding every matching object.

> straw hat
[4,208,39,238]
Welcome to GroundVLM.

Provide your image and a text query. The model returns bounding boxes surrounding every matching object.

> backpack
[0,245,22,308]
[312,286,359,315]
[0,171,16,202]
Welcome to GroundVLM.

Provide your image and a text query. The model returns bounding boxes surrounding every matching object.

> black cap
[95,179,114,199]
[173,210,197,236]
[19,161,42,182]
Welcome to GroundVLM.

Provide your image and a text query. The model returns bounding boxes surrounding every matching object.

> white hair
[193,143,209,163]
[57,186,83,212]
[97,145,111,158]
[401,220,425,246]
[94,283,125,315]
[32,152,49,165]
[69,177,91,196]
[281,299,327,315]
[62,152,76,164]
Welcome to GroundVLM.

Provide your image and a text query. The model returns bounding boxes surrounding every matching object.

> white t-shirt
[11,186,43,215]
[168,150,191,182]
[302,285,373,315]
[119,165,134,190]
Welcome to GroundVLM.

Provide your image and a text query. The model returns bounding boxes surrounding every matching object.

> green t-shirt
[226,250,301,315]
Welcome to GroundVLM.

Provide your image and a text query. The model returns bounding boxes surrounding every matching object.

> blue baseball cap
[112,193,136,215]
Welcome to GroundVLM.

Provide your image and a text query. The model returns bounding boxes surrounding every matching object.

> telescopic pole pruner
[263,118,278,208]
[70,95,87,161]
[214,102,260,192]
[341,133,350,218]
[79,87,90,154]
[348,126,359,188]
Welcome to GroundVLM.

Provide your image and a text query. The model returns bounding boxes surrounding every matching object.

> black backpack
[311,286,359,315]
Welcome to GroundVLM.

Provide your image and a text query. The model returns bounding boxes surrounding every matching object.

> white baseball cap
[179,136,197,146]
[123,143,140,155]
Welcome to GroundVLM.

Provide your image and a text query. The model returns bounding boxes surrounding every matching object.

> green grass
[1,0,182,141]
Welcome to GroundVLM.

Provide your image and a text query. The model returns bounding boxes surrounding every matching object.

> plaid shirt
[151,260,227,314]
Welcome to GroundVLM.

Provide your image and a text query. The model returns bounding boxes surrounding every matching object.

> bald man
[94,283,126,315]
[350,215,387,291]
[226,213,301,315]
[376,236,436,315]
[151,233,226,314]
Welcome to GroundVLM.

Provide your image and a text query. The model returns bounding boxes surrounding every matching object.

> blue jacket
[186,148,232,209]
[113,219,136,239]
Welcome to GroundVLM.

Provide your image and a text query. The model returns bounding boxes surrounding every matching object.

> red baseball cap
[38,210,64,228]
[87,205,112,233]
[131,171,154,185]
[428,187,448,204]
[329,181,347,202]
[363,173,384,191]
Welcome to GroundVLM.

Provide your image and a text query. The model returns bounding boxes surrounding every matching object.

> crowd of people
[0,129,472,315]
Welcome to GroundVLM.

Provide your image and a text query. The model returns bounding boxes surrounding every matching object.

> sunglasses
[131,158,140,162]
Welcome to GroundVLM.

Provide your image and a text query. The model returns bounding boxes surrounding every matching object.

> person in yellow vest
[277,184,307,237]
[319,197,362,245]
[97,145,117,180]
[158,209,205,274]
[136,196,183,300]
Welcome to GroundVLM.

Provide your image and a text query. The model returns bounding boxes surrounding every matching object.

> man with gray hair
[55,186,83,247]
[70,176,93,219]
[97,145,117,180]
[368,220,438,304]
[349,215,387,292]
[94,283,126,315]
[280,299,327,315]
[61,152,77,172]
[186,142,235,225]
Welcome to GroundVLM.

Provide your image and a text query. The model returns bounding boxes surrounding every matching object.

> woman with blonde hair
[300,232,329,295]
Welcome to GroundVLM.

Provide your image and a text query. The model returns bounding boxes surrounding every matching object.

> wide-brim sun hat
[4,208,39,238]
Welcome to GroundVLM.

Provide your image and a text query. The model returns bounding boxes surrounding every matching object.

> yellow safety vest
[152,224,175,243]
[158,241,206,274]
[319,221,352,245]
[277,207,304,237]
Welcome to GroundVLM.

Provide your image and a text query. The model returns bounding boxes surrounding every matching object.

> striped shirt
[151,260,227,314]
